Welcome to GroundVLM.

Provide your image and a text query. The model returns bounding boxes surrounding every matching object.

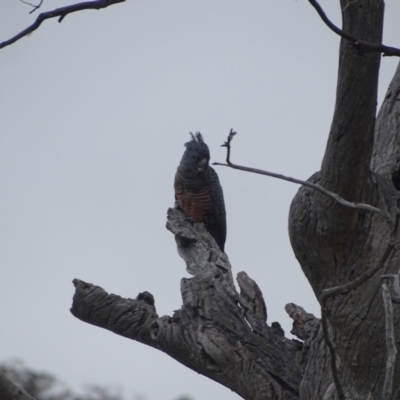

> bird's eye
[191,155,196,160]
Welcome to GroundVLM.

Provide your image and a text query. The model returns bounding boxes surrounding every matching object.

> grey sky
[1,1,400,399]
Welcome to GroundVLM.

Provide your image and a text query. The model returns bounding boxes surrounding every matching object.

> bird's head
[179,132,210,175]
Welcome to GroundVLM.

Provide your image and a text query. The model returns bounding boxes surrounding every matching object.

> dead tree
[69,0,400,399]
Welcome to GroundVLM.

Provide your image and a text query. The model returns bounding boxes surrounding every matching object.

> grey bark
[289,0,400,399]
[71,1,400,399]
[71,208,311,400]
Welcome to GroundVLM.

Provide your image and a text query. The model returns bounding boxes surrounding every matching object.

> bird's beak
[198,158,208,172]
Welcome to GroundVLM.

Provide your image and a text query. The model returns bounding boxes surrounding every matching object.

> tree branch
[316,240,395,400]
[320,305,345,400]
[213,130,393,228]
[380,272,400,398]
[308,0,400,57]
[237,271,269,335]
[381,282,396,400]
[20,0,44,14]
[285,303,319,342]
[322,383,337,400]
[0,0,126,50]
[321,242,395,298]
[71,208,304,400]
[381,272,400,303]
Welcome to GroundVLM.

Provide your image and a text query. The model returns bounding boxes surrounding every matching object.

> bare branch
[308,0,400,57]
[214,130,394,228]
[237,271,268,335]
[285,303,320,341]
[341,0,359,13]
[71,209,304,399]
[323,383,337,400]
[322,242,395,298]
[317,241,395,400]
[0,0,126,50]
[20,0,43,14]
[380,270,400,398]
[381,272,400,303]
[320,302,345,400]
[381,282,397,399]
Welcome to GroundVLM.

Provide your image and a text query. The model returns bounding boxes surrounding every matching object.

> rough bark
[289,1,400,399]
[71,208,318,400]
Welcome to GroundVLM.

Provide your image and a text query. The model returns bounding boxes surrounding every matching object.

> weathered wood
[289,1,400,398]
[285,303,319,342]
[72,209,304,400]
[70,1,400,399]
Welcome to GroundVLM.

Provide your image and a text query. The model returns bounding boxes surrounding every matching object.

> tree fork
[71,208,313,400]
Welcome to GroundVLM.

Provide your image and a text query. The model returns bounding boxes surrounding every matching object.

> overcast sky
[1,1,400,399]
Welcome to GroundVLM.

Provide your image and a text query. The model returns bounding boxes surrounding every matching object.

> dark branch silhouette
[307,0,400,57]
[213,129,393,227]
[0,0,125,50]
[20,0,44,14]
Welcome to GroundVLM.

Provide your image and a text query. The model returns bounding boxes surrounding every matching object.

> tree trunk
[289,0,400,398]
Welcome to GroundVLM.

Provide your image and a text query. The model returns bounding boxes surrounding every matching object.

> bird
[174,132,227,251]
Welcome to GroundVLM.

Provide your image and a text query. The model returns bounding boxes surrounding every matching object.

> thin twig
[0,0,126,50]
[308,0,400,57]
[318,241,395,400]
[381,272,400,302]
[321,302,345,400]
[341,0,359,13]
[20,0,43,14]
[322,383,336,400]
[381,273,400,298]
[215,130,396,294]
[213,129,394,228]
[381,270,400,398]
[381,282,397,399]
[322,243,394,298]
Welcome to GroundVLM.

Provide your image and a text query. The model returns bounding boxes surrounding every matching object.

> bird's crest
[184,132,209,154]
[188,131,204,144]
